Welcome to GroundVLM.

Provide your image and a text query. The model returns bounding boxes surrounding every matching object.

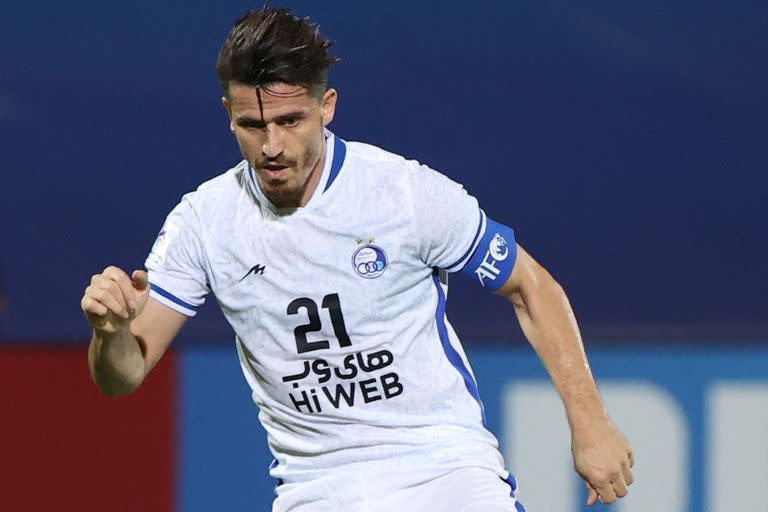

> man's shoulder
[180,160,249,209]
[343,140,425,181]
[344,140,458,190]
[346,140,406,164]
[194,160,249,197]
[347,141,418,169]
[162,161,250,232]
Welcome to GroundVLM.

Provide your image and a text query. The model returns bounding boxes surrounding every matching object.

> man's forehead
[229,82,315,111]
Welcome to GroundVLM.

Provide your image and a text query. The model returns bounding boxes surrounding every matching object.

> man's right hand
[81,266,151,335]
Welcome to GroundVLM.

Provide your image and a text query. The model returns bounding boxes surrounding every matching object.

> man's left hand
[571,419,634,506]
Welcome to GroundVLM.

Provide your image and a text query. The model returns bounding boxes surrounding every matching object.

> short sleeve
[145,194,210,316]
[411,164,517,292]
[411,165,485,271]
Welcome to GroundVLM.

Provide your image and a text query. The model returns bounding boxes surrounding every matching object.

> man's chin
[256,172,291,191]
[262,183,301,208]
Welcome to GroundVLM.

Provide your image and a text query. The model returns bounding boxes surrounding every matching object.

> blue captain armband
[459,216,517,292]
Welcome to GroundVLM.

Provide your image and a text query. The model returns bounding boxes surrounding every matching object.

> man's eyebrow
[235,116,266,127]
[274,111,308,122]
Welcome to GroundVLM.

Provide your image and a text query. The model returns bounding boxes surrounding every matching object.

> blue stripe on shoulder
[324,136,347,191]
[150,283,198,311]
[431,273,487,426]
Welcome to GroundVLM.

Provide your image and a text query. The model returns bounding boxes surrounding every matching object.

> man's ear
[222,96,235,132]
[321,88,337,126]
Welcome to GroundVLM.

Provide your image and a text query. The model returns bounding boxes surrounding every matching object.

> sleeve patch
[460,218,517,292]
[146,221,179,268]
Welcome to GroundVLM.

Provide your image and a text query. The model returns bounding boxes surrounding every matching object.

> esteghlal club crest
[352,242,388,279]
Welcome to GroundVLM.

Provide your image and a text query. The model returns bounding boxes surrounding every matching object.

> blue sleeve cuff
[149,282,200,317]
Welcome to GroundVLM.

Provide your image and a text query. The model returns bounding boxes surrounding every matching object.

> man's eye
[281,117,300,127]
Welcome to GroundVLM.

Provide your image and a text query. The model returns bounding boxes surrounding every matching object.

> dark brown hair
[216,6,339,99]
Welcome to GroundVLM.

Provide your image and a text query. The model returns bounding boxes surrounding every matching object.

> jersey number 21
[287,293,351,354]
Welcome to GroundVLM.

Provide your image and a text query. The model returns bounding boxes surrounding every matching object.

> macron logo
[239,264,266,282]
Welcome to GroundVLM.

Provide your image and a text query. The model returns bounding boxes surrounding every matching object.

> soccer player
[81,7,633,511]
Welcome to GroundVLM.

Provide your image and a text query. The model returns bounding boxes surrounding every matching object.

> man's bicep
[131,297,188,373]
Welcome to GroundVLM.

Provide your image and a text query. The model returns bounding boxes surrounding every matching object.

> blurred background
[0,0,766,511]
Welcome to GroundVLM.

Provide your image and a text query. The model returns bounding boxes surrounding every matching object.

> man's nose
[262,125,284,158]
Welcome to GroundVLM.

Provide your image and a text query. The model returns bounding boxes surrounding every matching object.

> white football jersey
[145,131,519,497]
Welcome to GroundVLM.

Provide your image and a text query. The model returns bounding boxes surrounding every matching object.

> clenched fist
[81,266,150,334]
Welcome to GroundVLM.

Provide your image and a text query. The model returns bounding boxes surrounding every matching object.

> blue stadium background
[1,1,766,511]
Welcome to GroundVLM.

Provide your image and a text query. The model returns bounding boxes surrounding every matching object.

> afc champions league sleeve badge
[352,241,388,279]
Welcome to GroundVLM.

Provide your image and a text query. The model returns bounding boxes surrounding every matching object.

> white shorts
[272,466,526,512]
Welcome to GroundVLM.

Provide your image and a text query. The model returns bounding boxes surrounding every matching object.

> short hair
[216,6,339,99]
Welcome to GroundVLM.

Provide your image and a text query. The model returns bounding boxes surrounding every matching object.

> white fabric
[273,466,522,512]
[145,132,513,505]
[145,192,210,316]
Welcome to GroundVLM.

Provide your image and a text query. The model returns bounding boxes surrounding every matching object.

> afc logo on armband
[474,233,509,287]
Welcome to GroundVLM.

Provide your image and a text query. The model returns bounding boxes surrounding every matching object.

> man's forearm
[88,329,147,397]
[502,246,634,503]
[508,267,607,431]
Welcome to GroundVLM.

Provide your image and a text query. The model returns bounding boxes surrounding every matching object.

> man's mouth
[263,164,290,179]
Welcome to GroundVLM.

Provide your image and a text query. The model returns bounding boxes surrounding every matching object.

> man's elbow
[96,380,141,398]
[90,367,144,397]
[514,262,568,306]
[500,245,567,304]
[528,259,566,294]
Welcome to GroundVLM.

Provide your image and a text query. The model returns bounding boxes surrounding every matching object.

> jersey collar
[247,129,347,217]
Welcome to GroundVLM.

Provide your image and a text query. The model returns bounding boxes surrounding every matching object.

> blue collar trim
[324,136,347,192]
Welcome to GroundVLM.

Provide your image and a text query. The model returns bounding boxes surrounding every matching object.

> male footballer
[82,7,633,511]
